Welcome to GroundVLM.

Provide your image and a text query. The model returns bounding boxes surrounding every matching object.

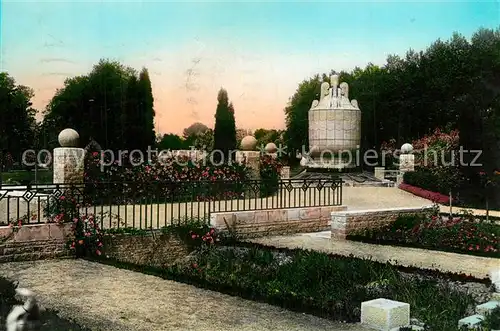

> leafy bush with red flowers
[347,212,500,258]
[160,217,219,250]
[259,155,282,196]
[84,151,252,203]
[44,191,103,258]
[399,183,452,204]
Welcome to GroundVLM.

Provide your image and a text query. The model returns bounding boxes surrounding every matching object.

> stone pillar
[399,143,415,173]
[280,166,290,179]
[399,154,415,172]
[374,167,385,180]
[53,129,85,184]
[238,135,260,179]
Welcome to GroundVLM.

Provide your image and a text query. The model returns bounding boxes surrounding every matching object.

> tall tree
[137,68,156,149]
[213,88,236,163]
[0,72,37,165]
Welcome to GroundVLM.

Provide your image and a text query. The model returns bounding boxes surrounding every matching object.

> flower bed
[347,213,500,258]
[399,182,452,204]
[82,151,282,204]
[90,231,496,331]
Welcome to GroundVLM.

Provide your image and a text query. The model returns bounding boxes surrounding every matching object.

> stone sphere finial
[265,142,277,153]
[401,143,413,154]
[240,135,257,151]
[58,128,80,147]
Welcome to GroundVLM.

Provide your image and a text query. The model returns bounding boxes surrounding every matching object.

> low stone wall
[331,206,435,240]
[210,205,347,238]
[0,223,73,262]
[101,232,191,268]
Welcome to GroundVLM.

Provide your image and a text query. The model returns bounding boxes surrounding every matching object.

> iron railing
[0,178,343,229]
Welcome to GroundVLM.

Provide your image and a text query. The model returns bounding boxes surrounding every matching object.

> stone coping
[332,205,435,216]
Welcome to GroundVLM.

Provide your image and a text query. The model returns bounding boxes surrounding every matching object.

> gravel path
[249,233,500,279]
[0,259,370,331]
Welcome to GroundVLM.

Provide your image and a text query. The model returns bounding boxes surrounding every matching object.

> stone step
[1,239,66,249]
[0,250,72,263]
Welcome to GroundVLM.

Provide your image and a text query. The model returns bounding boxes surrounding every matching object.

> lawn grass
[1,169,53,185]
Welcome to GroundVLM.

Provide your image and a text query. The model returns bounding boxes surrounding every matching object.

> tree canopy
[42,59,155,151]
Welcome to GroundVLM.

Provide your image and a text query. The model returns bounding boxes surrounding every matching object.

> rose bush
[259,155,282,196]
[44,192,103,258]
[347,212,500,258]
[84,152,252,203]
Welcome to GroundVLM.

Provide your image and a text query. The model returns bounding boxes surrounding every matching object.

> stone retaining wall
[101,232,190,268]
[0,223,73,262]
[331,206,435,240]
[210,205,347,238]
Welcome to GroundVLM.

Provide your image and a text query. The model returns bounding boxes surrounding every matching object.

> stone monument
[53,129,85,184]
[306,74,361,169]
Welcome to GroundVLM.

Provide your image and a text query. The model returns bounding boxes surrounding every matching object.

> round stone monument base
[304,156,359,172]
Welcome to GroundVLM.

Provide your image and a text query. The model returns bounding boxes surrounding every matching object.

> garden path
[0,259,371,331]
[248,233,499,279]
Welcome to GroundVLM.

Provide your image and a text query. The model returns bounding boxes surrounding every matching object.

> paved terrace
[1,186,499,227]
[1,187,430,226]
[249,232,499,279]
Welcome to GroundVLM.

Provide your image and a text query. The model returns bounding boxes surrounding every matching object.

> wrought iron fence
[0,178,343,229]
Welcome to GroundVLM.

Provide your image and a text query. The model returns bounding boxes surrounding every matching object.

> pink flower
[95,250,102,256]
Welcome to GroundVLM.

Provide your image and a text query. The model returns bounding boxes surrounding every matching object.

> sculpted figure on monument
[320,82,330,101]
[351,99,358,108]
[311,100,319,108]
[340,82,349,99]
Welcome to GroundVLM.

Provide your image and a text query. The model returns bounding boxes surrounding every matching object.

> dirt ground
[0,259,370,331]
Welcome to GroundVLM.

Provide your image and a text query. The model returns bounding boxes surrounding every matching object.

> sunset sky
[1,1,498,135]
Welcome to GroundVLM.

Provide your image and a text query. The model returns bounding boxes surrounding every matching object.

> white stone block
[458,314,484,329]
[476,300,500,316]
[489,268,500,292]
[361,298,410,330]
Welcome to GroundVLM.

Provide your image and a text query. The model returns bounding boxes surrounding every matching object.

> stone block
[254,211,269,223]
[489,268,500,292]
[233,212,255,223]
[48,223,73,240]
[268,210,287,222]
[458,314,484,329]
[491,292,500,301]
[476,300,500,316]
[287,209,300,221]
[361,298,410,331]
[299,207,320,220]
[0,226,13,241]
[374,167,385,180]
[14,224,50,242]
